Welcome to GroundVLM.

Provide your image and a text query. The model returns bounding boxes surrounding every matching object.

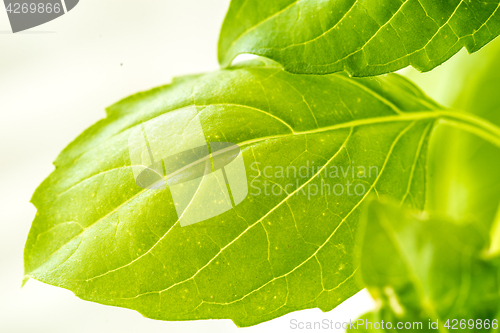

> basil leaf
[24,59,439,326]
[348,199,500,332]
[219,0,500,76]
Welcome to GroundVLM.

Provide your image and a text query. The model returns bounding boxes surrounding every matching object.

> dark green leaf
[219,0,500,76]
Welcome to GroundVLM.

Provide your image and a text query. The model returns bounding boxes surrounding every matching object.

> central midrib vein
[238,110,500,149]
[27,109,500,276]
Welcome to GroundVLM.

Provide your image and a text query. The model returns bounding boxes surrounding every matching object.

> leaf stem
[436,110,500,149]
[440,110,500,137]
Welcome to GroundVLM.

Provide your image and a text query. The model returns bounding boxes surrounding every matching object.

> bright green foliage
[24,59,439,326]
[348,199,500,332]
[219,0,500,76]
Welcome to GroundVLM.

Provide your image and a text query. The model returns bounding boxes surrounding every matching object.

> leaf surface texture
[24,60,438,326]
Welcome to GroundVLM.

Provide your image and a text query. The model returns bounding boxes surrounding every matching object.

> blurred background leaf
[348,199,500,332]
[403,38,500,235]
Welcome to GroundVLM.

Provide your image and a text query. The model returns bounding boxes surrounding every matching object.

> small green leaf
[219,0,500,76]
[349,199,500,332]
[24,59,440,326]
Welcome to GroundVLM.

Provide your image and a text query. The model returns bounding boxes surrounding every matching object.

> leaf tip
[21,275,30,288]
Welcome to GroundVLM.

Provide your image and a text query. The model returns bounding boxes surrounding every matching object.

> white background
[0,1,374,332]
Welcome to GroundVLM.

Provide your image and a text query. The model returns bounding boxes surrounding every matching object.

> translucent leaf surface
[25,60,439,326]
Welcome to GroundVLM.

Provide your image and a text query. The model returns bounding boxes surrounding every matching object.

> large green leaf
[219,0,500,76]
[348,199,500,332]
[24,59,441,326]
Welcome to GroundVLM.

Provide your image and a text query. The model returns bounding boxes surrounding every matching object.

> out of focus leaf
[348,199,500,332]
[404,39,500,233]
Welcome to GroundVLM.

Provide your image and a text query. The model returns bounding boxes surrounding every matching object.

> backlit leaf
[24,59,438,326]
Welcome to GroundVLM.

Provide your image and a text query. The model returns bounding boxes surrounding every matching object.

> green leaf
[218,0,500,76]
[24,59,441,326]
[403,38,500,237]
[349,199,500,332]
